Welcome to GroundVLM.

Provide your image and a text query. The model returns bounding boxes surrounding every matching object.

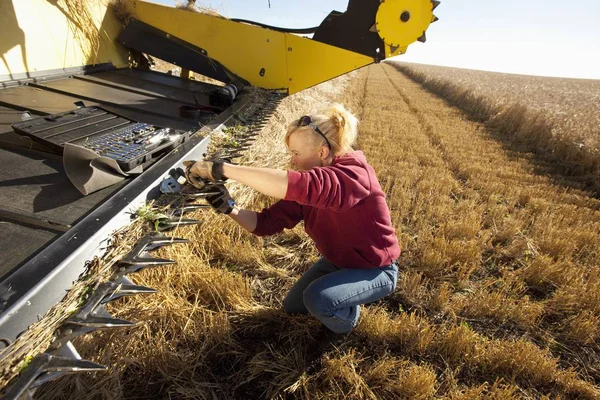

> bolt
[400,11,410,22]
[288,47,292,51]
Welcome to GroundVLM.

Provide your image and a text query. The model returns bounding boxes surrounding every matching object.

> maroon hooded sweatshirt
[252,151,401,269]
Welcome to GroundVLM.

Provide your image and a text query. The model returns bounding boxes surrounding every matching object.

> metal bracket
[160,175,185,194]
[18,111,32,121]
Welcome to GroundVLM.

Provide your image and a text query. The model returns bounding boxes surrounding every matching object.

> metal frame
[0,64,116,89]
[0,94,253,345]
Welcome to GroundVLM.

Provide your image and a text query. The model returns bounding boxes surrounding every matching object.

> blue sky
[149,0,600,79]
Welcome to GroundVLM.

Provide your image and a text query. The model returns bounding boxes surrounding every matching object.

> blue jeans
[283,257,398,333]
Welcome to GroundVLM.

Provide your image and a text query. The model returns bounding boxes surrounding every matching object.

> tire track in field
[359,64,486,288]
[381,64,470,186]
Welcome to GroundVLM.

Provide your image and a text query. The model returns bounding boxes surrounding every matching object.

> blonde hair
[285,103,358,155]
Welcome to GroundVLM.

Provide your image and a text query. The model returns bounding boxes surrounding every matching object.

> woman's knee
[302,287,331,316]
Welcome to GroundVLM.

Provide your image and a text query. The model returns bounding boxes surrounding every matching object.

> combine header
[0,0,438,397]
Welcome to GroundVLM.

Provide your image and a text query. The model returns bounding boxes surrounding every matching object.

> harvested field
[392,62,600,145]
[36,64,600,399]
[391,61,600,196]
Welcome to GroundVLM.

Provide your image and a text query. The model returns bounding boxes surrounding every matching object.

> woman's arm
[222,164,288,199]
[228,206,258,232]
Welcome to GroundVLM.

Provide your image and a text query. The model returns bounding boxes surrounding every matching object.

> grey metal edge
[0,94,252,344]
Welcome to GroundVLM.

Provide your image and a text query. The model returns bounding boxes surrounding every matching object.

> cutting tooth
[369,23,377,33]
[121,255,177,266]
[31,342,99,388]
[102,283,157,304]
[156,218,201,232]
[45,356,106,373]
[2,353,106,399]
[169,204,210,218]
[417,32,427,43]
[431,15,439,23]
[146,234,189,246]
[389,45,399,53]
[116,284,157,295]
[68,315,136,328]
[432,0,441,10]
[119,233,186,265]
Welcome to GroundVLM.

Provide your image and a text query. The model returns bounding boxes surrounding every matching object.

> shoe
[316,326,350,348]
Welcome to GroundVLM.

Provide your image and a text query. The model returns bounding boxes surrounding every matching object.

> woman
[184,104,400,334]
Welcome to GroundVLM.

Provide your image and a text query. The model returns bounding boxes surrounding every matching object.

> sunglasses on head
[297,115,332,150]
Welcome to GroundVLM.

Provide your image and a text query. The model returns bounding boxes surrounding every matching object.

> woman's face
[288,129,326,171]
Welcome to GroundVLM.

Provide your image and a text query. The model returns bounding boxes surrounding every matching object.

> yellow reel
[375,0,439,50]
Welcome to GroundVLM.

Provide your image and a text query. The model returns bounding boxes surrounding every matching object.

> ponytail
[325,103,358,154]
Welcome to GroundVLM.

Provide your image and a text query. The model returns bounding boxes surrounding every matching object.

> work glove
[205,185,237,215]
[183,158,230,189]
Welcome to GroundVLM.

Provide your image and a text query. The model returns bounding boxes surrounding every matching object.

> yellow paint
[130,1,290,90]
[285,35,373,94]
[130,1,375,93]
[130,0,433,93]
[376,0,433,56]
[0,0,128,79]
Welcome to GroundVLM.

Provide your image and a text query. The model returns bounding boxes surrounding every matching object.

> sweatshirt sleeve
[284,162,371,211]
[252,200,304,237]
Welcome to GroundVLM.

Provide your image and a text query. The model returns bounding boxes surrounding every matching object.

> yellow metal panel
[386,44,409,58]
[130,0,289,90]
[285,35,374,94]
[130,1,375,94]
[0,0,128,79]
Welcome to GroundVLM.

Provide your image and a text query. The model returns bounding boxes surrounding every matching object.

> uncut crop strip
[392,62,600,146]
[357,63,599,396]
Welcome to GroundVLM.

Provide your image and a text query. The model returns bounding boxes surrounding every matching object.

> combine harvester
[0,0,439,397]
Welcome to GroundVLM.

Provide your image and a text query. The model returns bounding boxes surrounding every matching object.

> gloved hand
[183,158,230,188]
[205,185,237,214]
